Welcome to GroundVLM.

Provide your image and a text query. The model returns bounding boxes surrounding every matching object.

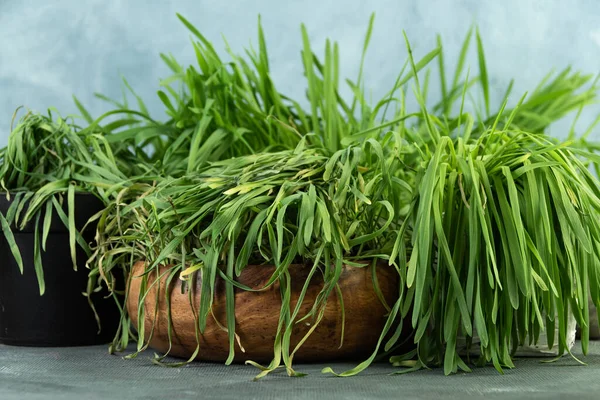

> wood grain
[127,261,405,363]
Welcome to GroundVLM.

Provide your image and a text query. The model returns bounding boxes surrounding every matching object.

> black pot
[0,193,121,346]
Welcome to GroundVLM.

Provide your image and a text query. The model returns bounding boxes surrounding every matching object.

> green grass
[3,11,600,380]
[0,109,129,294]
[89,136,407,375]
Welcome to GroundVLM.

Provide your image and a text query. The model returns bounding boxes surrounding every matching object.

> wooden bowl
[126,261,403,363]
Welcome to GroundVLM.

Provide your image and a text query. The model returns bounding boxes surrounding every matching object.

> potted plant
[0,109,127,346]
[81,12,600,379]
[390,128,600,374]
[90,136,415,373]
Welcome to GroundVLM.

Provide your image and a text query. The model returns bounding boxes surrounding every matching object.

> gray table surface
[1,341,599,400]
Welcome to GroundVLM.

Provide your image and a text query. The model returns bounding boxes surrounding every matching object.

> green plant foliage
[84,13,600,378]
[80,12,596,179]
[91,138,409,371]
[395,130,600,375]
[3,11,600,380]
[0,109,128,294]
[75,14,445,176]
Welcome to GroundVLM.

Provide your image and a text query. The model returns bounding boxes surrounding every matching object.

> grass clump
[0,109,128,295]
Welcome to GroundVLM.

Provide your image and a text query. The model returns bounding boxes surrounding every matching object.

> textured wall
[1,0,599,145]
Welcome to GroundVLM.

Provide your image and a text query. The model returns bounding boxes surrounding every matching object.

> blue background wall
[1,0,599,144]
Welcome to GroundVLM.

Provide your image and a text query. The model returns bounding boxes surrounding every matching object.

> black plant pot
[0,193,121,346]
